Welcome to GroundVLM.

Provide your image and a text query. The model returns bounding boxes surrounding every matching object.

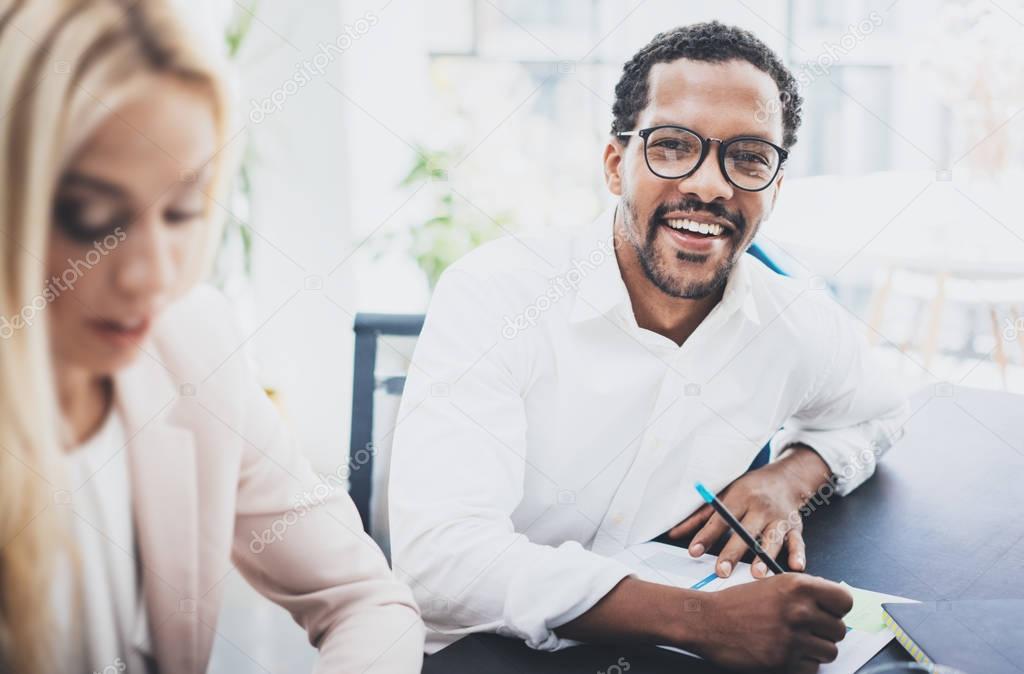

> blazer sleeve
[229,359,424,673]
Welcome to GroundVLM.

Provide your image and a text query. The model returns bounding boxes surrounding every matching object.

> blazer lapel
[116,354,200,674]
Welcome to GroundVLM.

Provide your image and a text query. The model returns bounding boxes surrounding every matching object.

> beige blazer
[113,286,423,673]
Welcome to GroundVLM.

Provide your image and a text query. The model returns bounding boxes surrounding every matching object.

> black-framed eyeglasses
[617,125,789,192]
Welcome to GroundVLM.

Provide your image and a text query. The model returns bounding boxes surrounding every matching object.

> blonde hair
[0,1,234,671]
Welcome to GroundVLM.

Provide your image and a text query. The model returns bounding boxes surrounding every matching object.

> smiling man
[389,22,908,672]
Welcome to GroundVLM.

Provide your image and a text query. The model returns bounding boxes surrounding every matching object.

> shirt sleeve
[769,296,910,496]
[388,267,634,652]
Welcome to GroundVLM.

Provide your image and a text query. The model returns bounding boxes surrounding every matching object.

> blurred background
[185,1,1024,670]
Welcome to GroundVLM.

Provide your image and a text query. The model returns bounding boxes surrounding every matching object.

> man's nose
[677,142,734,203]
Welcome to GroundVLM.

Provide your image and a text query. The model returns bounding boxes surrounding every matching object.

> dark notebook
[882,600,1024,673]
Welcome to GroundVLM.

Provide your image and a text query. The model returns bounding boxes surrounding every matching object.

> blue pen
[695,482,786,576]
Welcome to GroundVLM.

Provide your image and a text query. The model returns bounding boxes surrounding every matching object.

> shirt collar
[719,251,761,326]
[569,210,629,324]
[569,207,761,327]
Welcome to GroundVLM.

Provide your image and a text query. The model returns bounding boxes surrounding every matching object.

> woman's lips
[89,317,152,346]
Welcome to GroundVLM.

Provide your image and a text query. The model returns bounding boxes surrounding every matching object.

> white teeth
[666,218,724,236]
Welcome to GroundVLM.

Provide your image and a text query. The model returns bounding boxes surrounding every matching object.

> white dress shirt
[388,209,909,653]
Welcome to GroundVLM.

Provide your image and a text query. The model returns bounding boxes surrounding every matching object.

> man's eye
[733,152,770,166]
[655,140,694,151]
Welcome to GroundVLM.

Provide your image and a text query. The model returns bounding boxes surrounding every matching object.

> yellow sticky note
[839,582,890,633]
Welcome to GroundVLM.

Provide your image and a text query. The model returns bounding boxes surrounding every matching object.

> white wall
[227,1,363,475]
[205,1,371,669]
[341,0,434,313]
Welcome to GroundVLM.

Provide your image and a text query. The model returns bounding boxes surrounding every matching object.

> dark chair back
[348,313,424,544]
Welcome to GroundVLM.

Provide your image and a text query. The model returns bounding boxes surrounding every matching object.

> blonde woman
[0,1,424,672]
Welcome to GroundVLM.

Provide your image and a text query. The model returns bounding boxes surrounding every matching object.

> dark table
[423,386,1024,673]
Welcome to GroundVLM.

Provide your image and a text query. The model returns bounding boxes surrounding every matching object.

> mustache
[649,199,746,233]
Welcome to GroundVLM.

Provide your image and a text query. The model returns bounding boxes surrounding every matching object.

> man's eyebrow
[647,120,779,141]
[59,171,128,198]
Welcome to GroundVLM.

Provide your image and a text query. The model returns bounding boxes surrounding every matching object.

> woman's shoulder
[160,283,234,323]
[147,284,250,386]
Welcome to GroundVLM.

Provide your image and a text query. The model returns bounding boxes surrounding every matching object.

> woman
[0,1,424,672]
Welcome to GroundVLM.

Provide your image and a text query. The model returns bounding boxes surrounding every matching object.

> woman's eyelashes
[54,197,204,244]
[164,206,203,224]
[53,195,131,244]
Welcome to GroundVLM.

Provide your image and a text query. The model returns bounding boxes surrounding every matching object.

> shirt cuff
[769,425,891,497]
[500,541,635,651]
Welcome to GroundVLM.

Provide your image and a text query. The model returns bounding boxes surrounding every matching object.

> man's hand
[558,574,853,673]
[686,573,853,672]
[669,445,833,578]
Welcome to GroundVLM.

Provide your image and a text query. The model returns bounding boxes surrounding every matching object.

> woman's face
[47,76,217,376]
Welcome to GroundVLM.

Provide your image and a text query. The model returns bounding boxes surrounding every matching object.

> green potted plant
[396,146,512,290]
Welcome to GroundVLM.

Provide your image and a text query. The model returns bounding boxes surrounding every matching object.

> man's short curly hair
[611,21,803,148]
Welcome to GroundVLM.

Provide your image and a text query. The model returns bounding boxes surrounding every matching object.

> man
[389,21,908,672]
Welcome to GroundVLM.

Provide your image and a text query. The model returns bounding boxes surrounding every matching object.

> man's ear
[603,139,624,196]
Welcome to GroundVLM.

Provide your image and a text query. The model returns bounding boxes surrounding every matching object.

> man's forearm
[554,576,708,650]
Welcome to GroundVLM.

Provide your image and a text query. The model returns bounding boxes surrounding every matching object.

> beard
[621,196,748,300]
